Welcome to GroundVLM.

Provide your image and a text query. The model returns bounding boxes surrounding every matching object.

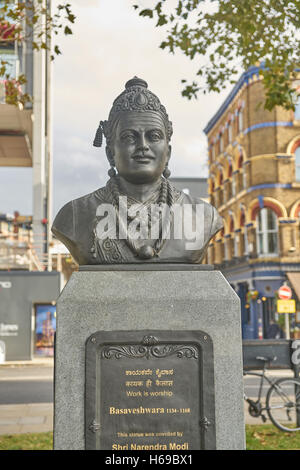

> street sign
[277,299,296,314]
[278,285,292,300]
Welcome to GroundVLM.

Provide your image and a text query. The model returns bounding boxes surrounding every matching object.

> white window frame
[219,134,224,153]
[295,94,300,120]
[295,146,300,182]
[228,122,232,143]
[232,175,236,196]
[256,208,278,257]
[234,233,239,257]
[211,145,215,160]
[238,109,243,133]
[242,167,247,188]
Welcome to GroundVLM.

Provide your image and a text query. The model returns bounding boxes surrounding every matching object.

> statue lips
[132,154,155,164]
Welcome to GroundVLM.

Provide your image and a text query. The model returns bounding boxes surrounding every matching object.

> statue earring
[163,164,171,179]
[108,165,116,178]
[106,147,116,177]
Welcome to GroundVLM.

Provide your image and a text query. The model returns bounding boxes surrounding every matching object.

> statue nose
[137,135,149,151]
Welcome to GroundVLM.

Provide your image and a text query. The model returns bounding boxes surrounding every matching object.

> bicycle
[243,355,300,432]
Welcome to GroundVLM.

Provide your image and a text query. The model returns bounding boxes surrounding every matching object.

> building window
[227,159,232,178]
[243,170,246,188]
[240,209,248,255]
[225,159,232,199]
[244,226,249,255]
[295,95,300,120]
[232,175,236,196]
[219,134,224,153]
[234,233,239,257]
[211,145,215,160]
[228,122,232,143]
[237,148,243,169]
[0,48,19,103]
[238,109,243,133]
[256,208,278,256]
[295,146,300,182]
[226,181,232,201]
[0,50,18,78]
[218,170,223,187]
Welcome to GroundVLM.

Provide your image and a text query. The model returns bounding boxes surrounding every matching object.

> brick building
[204,65,300,339]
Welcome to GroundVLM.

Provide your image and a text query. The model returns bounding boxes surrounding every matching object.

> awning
[286,273,300,301]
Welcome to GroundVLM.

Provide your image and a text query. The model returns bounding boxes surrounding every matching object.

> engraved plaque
[85,330,215,450]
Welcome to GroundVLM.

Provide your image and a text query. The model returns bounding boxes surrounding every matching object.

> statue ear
[106,146,115,166]
[167,145,172,163]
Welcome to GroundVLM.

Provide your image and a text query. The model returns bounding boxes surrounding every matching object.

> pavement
[0,403,53,435]
[0,358,296,435]
[0,357,54,436]
[0,357,54,368]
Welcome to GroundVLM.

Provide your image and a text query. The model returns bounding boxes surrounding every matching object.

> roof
[203,65,263,135]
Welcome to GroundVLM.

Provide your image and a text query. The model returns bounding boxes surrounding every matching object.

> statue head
[93,77,173,184]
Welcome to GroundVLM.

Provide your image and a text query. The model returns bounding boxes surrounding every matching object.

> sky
[0,0,232,218]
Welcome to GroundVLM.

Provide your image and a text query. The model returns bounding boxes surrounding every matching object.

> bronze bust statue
[52,77,223,265]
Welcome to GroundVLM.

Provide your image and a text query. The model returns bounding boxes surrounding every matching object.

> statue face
[109,111,171,184]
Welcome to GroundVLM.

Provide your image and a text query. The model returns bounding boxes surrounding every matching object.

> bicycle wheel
[266,378,300,432]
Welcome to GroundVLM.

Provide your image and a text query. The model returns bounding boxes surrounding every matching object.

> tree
[0,0,75,106]
[133,0,300,111]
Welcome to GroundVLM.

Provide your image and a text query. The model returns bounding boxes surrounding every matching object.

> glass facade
[0,49,18,78]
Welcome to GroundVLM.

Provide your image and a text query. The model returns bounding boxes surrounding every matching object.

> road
[0,366,53,404]
[0,365,294,405]
[243,370,295,398]
[0,365,296,432]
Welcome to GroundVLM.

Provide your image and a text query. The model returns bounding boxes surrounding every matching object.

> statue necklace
[109,176,174,259]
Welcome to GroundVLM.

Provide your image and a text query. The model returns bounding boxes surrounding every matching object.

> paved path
[0,403,53,435]
[0,401,270,435]
[0,359,53,435]
[0,401,264,435]
[0,359,295,435]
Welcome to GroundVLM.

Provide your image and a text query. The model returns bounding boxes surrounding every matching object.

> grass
[0,431,53,450]
[0,426,299,450]
[246,424,300,450]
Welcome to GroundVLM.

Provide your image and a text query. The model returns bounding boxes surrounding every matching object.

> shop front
[222,261,300,340]
[0,271,61,361]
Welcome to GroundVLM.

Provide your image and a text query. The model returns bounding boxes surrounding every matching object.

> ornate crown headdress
[93,77,173,148]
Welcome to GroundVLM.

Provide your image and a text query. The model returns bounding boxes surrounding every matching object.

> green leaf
[67,14,76,24]
[64,25,72,35]
[139,9,153,18]
[157,14,167,26]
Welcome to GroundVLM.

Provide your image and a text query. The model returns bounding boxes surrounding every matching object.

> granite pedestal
[54,265,245,450]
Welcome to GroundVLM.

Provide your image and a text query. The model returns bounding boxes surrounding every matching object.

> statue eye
[149,130,163,141]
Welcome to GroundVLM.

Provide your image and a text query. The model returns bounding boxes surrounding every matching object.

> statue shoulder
[202,199,223,238]
[51,186,108,242]
[51,199,75,243]
[181,193,223,238]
